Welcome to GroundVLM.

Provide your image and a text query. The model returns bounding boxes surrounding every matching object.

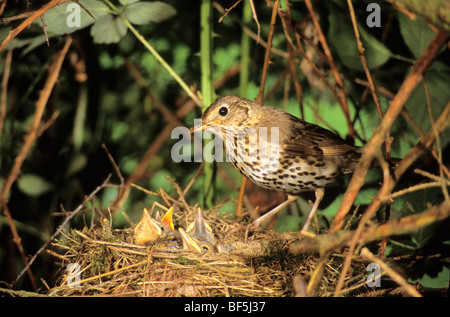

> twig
[355,78,450,179]
[101,144,124,185]
[0,49,12,136]
[39,15,50,47]
[166,177,192,214]
[424,80,449,202]
[105,0,201,107]
[213,2,290,60]
[414,168,450,184]
[0,0,67,51]
[290,200,450,255]
[218,0,243,23]
[301,99,450,295]
[256,0,279,103]
[1,37,72,289]
[347,0,391,161]
[11,174,112,287]
[1,36,72,200]
[183,162,204,196]
[279,1,304,118]
[332,101,450,295]
[248,0,260,43]
[360,247,422,297]
[236,0,280,217]
[0,11,35,25]
[347,0,383,119]
[304,0,355,138]
[387,181,446,200]
[334,153,391,295]
[330,30,449,233]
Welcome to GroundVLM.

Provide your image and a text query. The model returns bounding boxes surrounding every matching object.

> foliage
[0,0,449,295]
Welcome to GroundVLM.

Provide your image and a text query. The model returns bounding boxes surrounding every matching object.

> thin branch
[237,0,280,217]
[0,49,12,136]
[424,80,449,202]
[218,0,243,23]
[0,0,95,51]
[1,36,72,202]
[0,0,67,51]
[329,30,449,233]
[332,101,450,295]
[256,0,279,103]
[290,200,450,256]
[304,0,355,138]
[279,1,304,119]
[360,247,422,297]
[1,37,72,289]
[39,15,49,47]
[11,173,111,287]
[347,0,383,119]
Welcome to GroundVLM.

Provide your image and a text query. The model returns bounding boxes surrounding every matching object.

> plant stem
[104,0,202,107]
[239,0,251,98]
[200,0,216,208]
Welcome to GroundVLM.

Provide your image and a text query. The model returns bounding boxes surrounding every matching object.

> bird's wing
[282,117,358,157]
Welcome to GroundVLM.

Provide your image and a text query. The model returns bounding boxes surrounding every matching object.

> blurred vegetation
[0,0,449,294]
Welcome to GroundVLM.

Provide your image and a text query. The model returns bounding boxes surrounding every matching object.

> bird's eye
[218,106,228,116]
[200,244,211,252]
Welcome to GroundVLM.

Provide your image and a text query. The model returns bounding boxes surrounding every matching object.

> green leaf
[66,153,88,177]
[398,12,435,58]
[90,14,128,44]
[35,0,109,35]
[328,11,391,71]
[7,35,50,55]
[125,2,177,25]
[409,265,450,289]
[18,174,53,197]
[358,25,392,69]
[405,68,450,146]
[119,0,140,5]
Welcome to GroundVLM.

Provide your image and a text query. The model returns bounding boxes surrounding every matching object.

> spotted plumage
[192,96,361,232]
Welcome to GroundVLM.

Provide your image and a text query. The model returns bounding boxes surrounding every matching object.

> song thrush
[191,96,361,233]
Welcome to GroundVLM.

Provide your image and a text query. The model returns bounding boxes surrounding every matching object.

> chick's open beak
[160,206,174,230]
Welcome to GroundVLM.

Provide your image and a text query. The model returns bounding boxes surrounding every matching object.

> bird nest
[46,207,374,297]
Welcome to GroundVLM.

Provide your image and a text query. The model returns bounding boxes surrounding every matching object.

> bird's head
[190,96,257,133]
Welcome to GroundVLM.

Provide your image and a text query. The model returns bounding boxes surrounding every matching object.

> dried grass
[46,208,373,297]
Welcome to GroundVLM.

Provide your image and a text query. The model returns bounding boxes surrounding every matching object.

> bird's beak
[178,227,202,252]
[189,119,222,135]
[134,208,162,246]
[187,208,213,238]
[189,124,205,135]
[160,206,174,230]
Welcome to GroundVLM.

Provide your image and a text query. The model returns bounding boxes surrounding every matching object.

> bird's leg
[300,187,324,234]
[253,194,298,228]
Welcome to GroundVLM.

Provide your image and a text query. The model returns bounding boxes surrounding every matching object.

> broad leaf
[125,1,177,25]
[18,174,53,197]
[328,11,391,71]
[90,14,127,44]
[35,0,109,35]
[398,12,435,58]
